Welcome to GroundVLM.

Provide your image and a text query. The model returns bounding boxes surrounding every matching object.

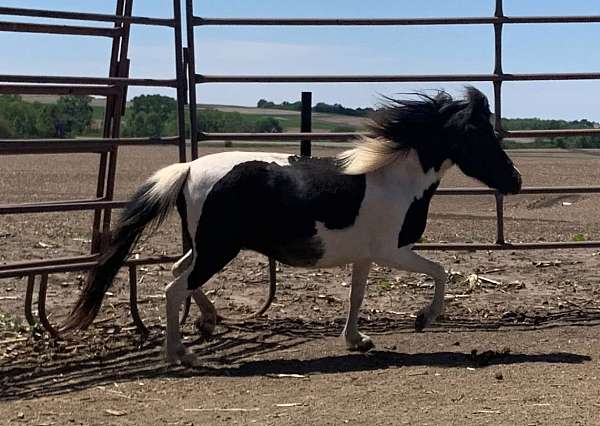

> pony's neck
[374,149,453,195]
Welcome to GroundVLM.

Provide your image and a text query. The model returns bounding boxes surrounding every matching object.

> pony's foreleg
[342,261,373,352]
[164,271,199,366]
[379,249,447,331]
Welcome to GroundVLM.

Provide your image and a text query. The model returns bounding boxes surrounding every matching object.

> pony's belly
[310,223,372,268]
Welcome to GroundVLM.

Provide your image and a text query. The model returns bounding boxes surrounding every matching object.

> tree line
[2,94,599,148]
[257,98,374,117]
[0,95,93,138]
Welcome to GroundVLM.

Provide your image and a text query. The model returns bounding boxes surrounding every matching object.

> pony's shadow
[0,317,593,401]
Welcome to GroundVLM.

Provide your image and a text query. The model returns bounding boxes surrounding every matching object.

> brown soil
[1,147,600,425]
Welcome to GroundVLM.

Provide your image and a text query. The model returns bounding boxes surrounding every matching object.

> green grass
[572,233,587,242]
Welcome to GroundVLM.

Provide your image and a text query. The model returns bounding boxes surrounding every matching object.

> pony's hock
[63,89,522,365]
[2,0,600,341]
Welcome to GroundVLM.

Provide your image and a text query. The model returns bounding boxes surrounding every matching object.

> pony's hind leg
[171,249,192,277]
[378,249,447,332]
[192,289,217,340]
[172,249,217,339]
[342,261,373,352]
[165,270,197,366]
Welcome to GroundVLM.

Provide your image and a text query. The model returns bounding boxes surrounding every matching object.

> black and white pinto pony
[63,87,522,366]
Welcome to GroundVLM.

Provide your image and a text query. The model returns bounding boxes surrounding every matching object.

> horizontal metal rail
[414,241,600,251]
[0,200,127,215]
[194,15,600,26]
[200,131,361,141]
[436,186,600,195]
[505,129,600,138]
[0,254,180,279]
[200,130,600,141]
[0,84,120,96]
[0,21,121,37]
[0,136,180,155]
[197,72,600,84]
[0,74,178,87]
[0,6,175,27]
[2,238,598,280]
[0,186,597,216]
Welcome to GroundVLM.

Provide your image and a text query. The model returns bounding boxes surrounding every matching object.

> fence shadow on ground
[0,312,597,401]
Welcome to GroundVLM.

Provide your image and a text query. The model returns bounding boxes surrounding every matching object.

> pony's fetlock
[344,331,375,352]
[195,312,217,341]
[414,304,443,332]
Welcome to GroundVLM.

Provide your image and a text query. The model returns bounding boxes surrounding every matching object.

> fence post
[495,192,505,244]
[301,91,312,157]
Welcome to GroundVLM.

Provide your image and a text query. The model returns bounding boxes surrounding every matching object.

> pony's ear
[464,86,490,118]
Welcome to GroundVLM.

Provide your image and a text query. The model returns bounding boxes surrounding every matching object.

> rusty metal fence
[185,0,600,251]
[1,0,600,337]
[0,1,189,336]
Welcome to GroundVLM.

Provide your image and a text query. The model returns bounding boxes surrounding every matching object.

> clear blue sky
[2,1,600,120]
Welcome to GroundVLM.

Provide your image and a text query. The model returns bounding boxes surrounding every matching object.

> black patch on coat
[397,182,439,248]
[187,156,366,289]
[176,189,192,251]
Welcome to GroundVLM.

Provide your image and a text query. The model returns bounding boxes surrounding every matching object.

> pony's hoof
[346,334,375,353]
[165,344,201,367]
[414,312,427,332]
[415,306,442,332]
[195,314,216,341]
[180,351,202,368]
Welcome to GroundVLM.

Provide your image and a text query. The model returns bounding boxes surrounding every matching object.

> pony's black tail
[62,162,191,331]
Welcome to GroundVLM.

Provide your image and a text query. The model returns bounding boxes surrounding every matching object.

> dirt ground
[1,146,600,425]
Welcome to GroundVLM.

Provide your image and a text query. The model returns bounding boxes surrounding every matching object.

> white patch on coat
[313,149,453,267]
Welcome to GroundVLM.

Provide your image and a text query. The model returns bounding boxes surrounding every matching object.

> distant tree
[0,116,12,138]
[255,99,301,111]
[122,95,177,137]
[257,99,275,108]
[53,96,93,137]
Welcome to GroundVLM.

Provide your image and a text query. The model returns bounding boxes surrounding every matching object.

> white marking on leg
[342,261,374,351]
[172,249,192,278]
[164,271,198,366]
[377,249,447,330]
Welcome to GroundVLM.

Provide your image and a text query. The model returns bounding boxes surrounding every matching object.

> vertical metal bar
[24,274,36,326]
[37,273,60,338]
[174,0,188,163]
[101,0,133,236]
[128,265,149,334]
[185,0,198,161]
[300,91,312,157]
[493,0,504,132]
[178,0,194,318]
[495,192,505,244]
[92,0,125,253]
[493,0,506,244]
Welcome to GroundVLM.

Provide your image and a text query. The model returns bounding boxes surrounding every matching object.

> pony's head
[341,87,522,195]
[442,87,521,195]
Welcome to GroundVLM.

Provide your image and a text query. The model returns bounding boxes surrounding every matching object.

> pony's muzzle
[508,166,522,194]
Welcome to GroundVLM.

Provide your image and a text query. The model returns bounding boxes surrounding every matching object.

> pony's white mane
[337,136,405,175]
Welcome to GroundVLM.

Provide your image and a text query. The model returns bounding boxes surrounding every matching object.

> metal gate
[1,0,600,337]
[0,1,188,336]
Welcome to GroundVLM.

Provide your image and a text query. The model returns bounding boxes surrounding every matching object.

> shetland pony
[63,87,521,366]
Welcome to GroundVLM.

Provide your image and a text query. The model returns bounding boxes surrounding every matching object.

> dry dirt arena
[1,146,600,425]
